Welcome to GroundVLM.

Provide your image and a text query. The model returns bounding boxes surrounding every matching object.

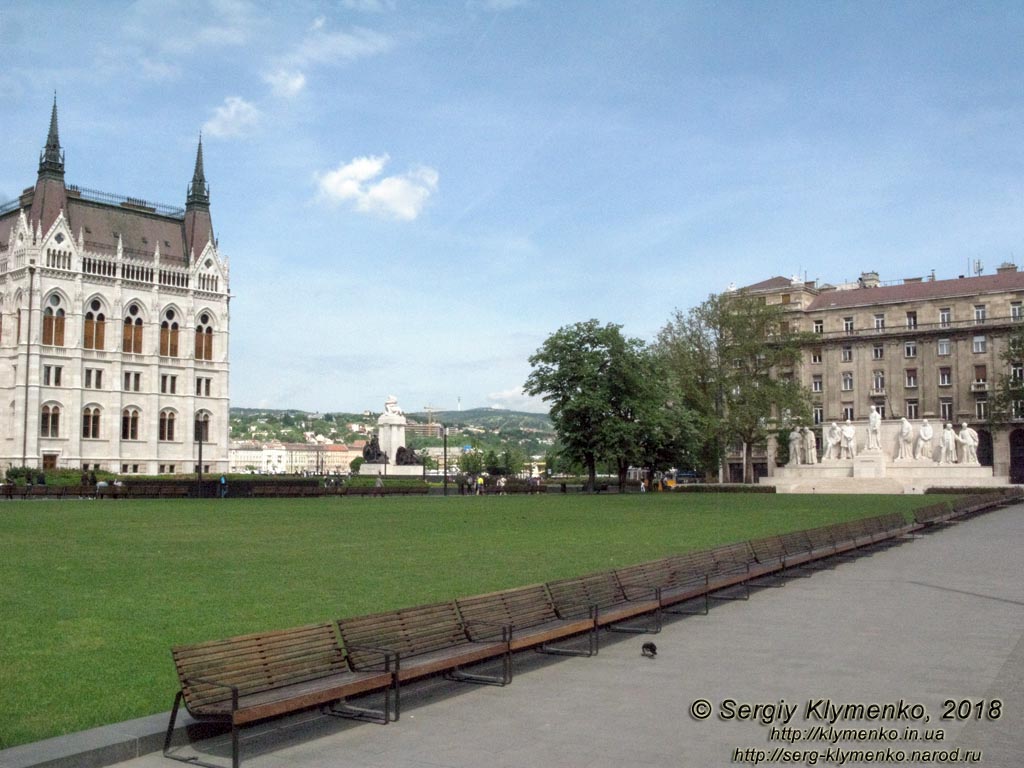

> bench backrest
[546,571,627,615]
[913,502,950,524]
[456,584,559,631]
[172,623,347,712]
[665,550,716,577]
[750,535,787,563]
[709,541,757,569]
[804,525,836,551]
[614,559,674,592]
[778,530,812,557]
[338,601,468,669]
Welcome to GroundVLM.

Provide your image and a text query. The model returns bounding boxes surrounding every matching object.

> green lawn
[0,493,933,749]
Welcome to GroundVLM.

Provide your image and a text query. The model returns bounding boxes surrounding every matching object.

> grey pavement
[5,504,1023,768]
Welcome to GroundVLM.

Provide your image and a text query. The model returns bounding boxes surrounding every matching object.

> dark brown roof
[806,271,1024,312]
[740,276,793,291]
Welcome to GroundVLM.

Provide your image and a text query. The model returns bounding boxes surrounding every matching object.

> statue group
[789,406,981,467]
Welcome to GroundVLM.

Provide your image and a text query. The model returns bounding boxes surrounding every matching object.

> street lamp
[443,425,449,497]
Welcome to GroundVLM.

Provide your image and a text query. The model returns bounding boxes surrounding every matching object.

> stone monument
[359,395,424,476]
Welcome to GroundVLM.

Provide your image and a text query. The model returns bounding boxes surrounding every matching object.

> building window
[1013,302,1023,321]
[874,313,885,330]
[121,464,141,474]
[974,365,987,384]
[939,367,952,387]
[196,376,212,397]
[939,308,951,328]
[872,343,884,360]
[810,348,822,364]
[842,403,855,421]
[1012,362,1024,382]
[841,345,853,362]
[160,309,180,357]
[973,335,987,353]
[82,406,101,439]
[121,408,140,440]
[813,320,823,334]
[83,299,106,350]
[42,365,62,386]
[940,398,953,422]
[159,410,176,442]
[123,371,141,392]
[976,398,989,420]
[938,338,951,356]
[875,404,886,419]
[85,368,103,389]
[872,370,885,392]
[904,340,917,358]
[813,405,823,425]
[40,404,60,437]
[195,313,214,361]
[42,295,66,346]
[122,304,144,353]
[194,412,211,443]
[905,399,919,420]
[1013,400,1024,419]
[812,375,823,393]
[906,311,917,329]
[161,374,177,394]
[841,372,854,391]
[843,316,854,334]
[905,369,918,388]
[974,304,987,324]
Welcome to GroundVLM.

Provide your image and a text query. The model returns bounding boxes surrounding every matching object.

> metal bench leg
[162,691,183,759]
[605,606,662,634]
[664,590,710,616]
[323,683,391,724]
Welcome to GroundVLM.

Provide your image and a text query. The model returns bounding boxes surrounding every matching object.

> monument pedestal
[359,463,424,478]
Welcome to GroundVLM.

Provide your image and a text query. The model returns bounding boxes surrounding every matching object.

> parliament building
[0,100,230,475]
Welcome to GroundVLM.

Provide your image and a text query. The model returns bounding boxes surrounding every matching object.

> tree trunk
[617,459,629,493]
[585,452,597,492]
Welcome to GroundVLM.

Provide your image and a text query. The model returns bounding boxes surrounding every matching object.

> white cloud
[486,387,548,412]
[342,0,396,11]
[317,155,439,221]
[202,96,261,138]
[289,26,393,66]
[264,69,306,98]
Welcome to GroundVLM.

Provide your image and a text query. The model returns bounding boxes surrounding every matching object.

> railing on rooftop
[67,184,185,219]
[806,315,1023,341]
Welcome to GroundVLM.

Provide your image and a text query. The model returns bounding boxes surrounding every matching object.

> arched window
[194,411,210,443]
[194,313,213,361]
[122,303,143,354]
[160,309,179,357]
[121,407,140,440]
[82,406,101,439]
[41,404,61,437]
[42,295,66,346]
[84,299,106,350]
[159,410,176,442]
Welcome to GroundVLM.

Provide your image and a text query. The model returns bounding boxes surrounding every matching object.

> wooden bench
[546,570,661,638]
[165,623,393,768]
[337,601,511,721]
[456,583,598,657]
[615,558,711,615]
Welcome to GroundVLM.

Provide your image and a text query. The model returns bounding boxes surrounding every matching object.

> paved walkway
[14,505,1024,768]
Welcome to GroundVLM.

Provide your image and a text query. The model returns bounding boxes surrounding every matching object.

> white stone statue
[383,395,404,417]
[940,423,957,464]
[840,420,856,459]
[915,419,934,461]
[824,422,842,460]
[957,422,980,465]
[896,417,913,460]
[802,426,818,465]
[866,405,882,451]
[787,428,803,466]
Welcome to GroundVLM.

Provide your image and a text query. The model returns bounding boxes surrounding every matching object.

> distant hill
[409,408,552,432]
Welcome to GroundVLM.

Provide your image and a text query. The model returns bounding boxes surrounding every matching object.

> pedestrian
[374,473,384,497]
[219,474,228,498]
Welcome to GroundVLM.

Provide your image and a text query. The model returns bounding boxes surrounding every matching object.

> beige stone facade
[733,267,1024,483]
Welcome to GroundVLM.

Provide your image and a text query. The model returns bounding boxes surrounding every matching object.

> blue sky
[2,1,1024,414]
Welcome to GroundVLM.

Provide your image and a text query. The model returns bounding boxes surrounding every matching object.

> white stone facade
[0,104,230,475]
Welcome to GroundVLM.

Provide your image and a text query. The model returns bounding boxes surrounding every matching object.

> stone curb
[0,710,197,768]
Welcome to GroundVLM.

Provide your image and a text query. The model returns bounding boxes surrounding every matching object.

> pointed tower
[183,136,214,264]
[29,94,68,234]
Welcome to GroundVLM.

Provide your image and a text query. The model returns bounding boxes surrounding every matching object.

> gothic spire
[38,93,65,178]
[186,134,210,208]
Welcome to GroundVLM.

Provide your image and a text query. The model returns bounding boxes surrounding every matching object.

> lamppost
[443,425,449,497]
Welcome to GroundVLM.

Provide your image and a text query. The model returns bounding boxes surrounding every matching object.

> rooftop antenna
[974,259,984,277]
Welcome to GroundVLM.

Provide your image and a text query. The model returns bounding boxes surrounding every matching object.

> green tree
[657,291,812,483]
[525,319,671,491]
[989,323,1024,424]
[458,450,485,475]
[349,456,365,473]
